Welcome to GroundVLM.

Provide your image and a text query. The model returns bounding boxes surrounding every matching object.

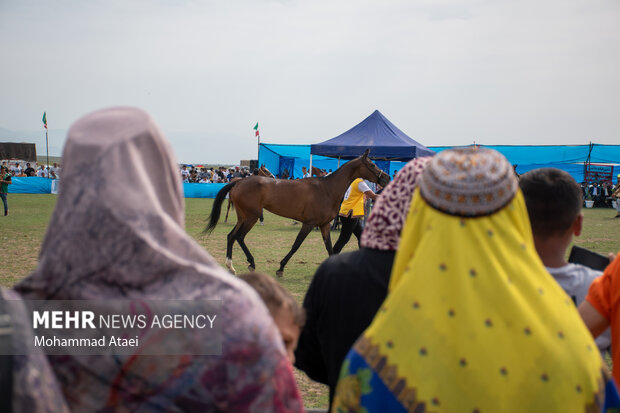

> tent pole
[338,157,341,168]
[309,154,313,176]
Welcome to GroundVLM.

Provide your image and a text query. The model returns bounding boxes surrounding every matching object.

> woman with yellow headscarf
[332,148,619,412]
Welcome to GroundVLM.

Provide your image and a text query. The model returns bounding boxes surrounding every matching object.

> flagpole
[253,122,260,169]
[46,128,50,178]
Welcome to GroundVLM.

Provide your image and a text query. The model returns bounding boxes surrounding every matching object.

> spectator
[36,165,48,178]
[332,178,378,254]
[591,182,604,207]
[302,166,310,179]
[11,162,21,175]
[15,107,303,412]
[189,169,198,183]
[1,166,11,216]
[24,162,35,176]
[614,176,620,218]
[233,166,242,178]
[180,165,189,181]
[218,168,227,182]
[520,168,610,352]
[580,256,620,384]
[296,157,430,408]
[333,148,619,412]
[239,272,305,364]
[198,175,211,183]
[602,181,613,207]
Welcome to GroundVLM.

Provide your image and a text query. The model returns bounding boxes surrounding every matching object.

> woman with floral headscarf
[295,157,431,409]
[333,147,619,412]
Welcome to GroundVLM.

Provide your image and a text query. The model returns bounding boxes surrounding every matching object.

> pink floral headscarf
[361,157,431,250]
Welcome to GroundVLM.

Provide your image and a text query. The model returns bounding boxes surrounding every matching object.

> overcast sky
[1,0,619,164]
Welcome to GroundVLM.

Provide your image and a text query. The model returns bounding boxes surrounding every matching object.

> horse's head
[311,166,326,177]
[355,149,390,187]
[259,165,275,179]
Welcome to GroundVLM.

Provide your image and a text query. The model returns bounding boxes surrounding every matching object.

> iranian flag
[42,112,48,129]
[253,122,259,137]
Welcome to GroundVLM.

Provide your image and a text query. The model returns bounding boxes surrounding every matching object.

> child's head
[520,168,583,241]
[239,272,305,363]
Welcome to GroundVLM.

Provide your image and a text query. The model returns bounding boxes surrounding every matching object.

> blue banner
[8,178,230,199]
[182,183,227,198]
[8,177,53,194]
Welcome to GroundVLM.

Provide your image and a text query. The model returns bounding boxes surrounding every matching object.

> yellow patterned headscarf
[333,149,615,413]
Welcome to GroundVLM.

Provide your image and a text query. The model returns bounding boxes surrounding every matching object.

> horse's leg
[236,218,259,271]
[319,223,334,255]
[224,199,233,223]
[277,223,313,278]
[226,222,242,274]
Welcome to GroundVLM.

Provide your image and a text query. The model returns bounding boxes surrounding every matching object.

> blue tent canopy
[310,110,435,161]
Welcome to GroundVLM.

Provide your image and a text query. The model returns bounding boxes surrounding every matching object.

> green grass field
[1,194,619,409]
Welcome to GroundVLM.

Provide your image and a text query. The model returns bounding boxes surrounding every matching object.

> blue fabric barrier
[9,179,230,199]
[7,177,53,194]
[428,145,592,165]
[515,163,587,183]
[182,183,227,198]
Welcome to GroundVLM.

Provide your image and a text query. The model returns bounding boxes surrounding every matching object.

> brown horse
[311,166,327,177]
[224,166,275,222]
[206,149,390,276]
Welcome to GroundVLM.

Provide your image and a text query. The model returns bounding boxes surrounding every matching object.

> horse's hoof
[276,270,284,278]
[225,258,236,275]
[248,265,255,272]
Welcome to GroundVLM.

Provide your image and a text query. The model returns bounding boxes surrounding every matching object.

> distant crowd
[179,165,251,183]
[0,161,61,179]
[582,181,619,208]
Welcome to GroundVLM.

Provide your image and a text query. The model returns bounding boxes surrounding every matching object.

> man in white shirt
[37,165,49,178]
[302,167,311,179]
[520,168,611,352]
[180,166,190,181]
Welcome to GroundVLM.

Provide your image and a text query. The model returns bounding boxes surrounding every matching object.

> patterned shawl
[333,148,618,413]
[15,107,303,412]
[361,157,431,251]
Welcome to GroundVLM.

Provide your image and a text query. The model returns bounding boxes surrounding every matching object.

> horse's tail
[205,181,240,234]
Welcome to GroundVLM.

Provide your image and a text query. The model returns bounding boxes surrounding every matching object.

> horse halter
[363,159,386,183]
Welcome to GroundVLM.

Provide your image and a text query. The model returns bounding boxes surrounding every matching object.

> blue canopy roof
[310,110,435,161]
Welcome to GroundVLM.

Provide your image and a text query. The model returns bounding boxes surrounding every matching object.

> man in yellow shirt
[333,178,378,254]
